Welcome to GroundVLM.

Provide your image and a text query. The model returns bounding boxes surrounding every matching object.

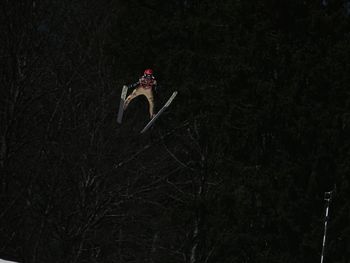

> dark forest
[1,0,350,262]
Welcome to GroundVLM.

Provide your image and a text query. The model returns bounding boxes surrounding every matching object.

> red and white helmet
[144,68,153,75]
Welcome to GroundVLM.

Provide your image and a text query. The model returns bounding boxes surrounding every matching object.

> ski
[140,91,178,134]
[117,85,128,124]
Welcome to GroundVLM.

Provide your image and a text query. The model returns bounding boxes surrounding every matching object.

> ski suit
[124,74,157,118]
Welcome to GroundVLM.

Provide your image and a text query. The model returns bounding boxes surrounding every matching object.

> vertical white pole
[320,191,332,263]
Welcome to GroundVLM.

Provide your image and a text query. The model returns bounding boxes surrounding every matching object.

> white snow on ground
[0,259,19,263]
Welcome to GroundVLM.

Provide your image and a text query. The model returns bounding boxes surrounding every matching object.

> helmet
[144,68,153,75]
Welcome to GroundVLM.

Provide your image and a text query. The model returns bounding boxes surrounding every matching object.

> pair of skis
[117,85,177,134]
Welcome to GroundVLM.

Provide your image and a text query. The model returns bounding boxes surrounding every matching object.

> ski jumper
[124,73,157,118]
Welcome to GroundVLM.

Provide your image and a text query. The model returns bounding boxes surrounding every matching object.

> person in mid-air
[124,68,157,119]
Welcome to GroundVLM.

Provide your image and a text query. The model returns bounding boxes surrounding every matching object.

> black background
[1,0,350,262]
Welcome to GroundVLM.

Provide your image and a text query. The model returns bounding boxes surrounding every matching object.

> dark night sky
[1,0,350,262]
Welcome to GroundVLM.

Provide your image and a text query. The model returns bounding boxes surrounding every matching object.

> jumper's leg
[124,88,141,109]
